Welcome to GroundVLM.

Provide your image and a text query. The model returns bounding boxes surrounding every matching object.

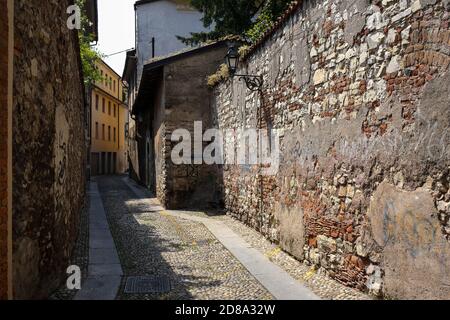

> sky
[95,0,136,76]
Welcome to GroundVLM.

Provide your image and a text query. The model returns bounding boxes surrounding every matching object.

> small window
[114,127,116,142]
[95,95,99,110]
[108,101,111,115]
[113,80,116,92]
[102,124,105,140]
[109,77,112,89]
[95,122,98,139]
[108,126,111,141]
[102,98,105,113]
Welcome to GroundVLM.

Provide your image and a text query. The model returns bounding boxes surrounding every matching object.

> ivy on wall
[76,0,103,85]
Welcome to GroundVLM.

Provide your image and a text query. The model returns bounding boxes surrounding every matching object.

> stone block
[368,182,450,299]
[313,69,326,85]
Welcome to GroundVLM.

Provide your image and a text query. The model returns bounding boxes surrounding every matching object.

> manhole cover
[124,276,172,294]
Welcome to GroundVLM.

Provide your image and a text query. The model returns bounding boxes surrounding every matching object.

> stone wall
[0,0,10,301]
[163,47,227,209]
[12,0,86,299]
[153,77,167,206]
[213,0,450,299]
[127,118,141,183]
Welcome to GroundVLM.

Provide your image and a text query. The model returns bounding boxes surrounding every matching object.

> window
[102,98,105,113]
[113,104,116,117]
[95,95,99,110]
[109,77,112,89]
[102,124,105,140]
[108,101,111,115]
[114,127,116,142]
[108,126,111,141]
[100,70,103,84]
[95,122,98,139]
[113,80,116,93]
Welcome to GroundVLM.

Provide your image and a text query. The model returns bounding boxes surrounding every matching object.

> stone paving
[212,216,371,300]
[154,209,370,300]
[75,182,123,300]
[53,175,371,300]
[97,176,273,300]
[123,177,319,300]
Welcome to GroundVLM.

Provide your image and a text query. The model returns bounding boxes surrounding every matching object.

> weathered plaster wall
[12,0,86,299]
[157,46,227,209]
[214,0,450,299]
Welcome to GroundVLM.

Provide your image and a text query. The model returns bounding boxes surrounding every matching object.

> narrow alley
[63,175,369,300]
[2,0,449,305]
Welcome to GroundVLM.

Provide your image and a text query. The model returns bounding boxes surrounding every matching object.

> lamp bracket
[235,74,263,92]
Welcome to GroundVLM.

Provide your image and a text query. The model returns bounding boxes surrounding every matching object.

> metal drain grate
[124,276,172,294]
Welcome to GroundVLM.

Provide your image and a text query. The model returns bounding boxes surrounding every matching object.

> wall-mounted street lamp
[226,44,263,92]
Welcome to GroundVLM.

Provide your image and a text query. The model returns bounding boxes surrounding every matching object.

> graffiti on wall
[368,182,450,299]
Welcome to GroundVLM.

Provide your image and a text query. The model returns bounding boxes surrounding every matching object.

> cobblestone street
[70,175,369,300]
[98,176,272,300]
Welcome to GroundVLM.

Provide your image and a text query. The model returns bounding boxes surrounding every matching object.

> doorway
[91,152,99,176]
[113,152,117,174]
[107,152,112,174]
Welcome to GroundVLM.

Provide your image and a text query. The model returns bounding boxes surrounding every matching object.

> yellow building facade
[90,59,128,176]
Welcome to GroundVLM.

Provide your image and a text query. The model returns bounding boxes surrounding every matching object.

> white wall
[136,0,210,85]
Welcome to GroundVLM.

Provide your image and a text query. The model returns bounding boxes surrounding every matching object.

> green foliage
[76,0,103,85]
[180,0,292,45]
[245,6,274,43]
[178,0,262,45]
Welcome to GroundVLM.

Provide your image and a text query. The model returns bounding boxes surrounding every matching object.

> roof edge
[122,49,137,81]
[143,40,232,72]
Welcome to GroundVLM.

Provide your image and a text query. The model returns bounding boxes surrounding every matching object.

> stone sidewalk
[74,182,123,300]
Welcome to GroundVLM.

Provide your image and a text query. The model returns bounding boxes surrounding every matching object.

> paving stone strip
[74,182,123,300]
[122,177,320,300]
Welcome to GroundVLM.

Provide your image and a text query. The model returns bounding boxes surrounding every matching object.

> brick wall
[0,0,10,300]
[214,0,450,299]
[12,0,86,299]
